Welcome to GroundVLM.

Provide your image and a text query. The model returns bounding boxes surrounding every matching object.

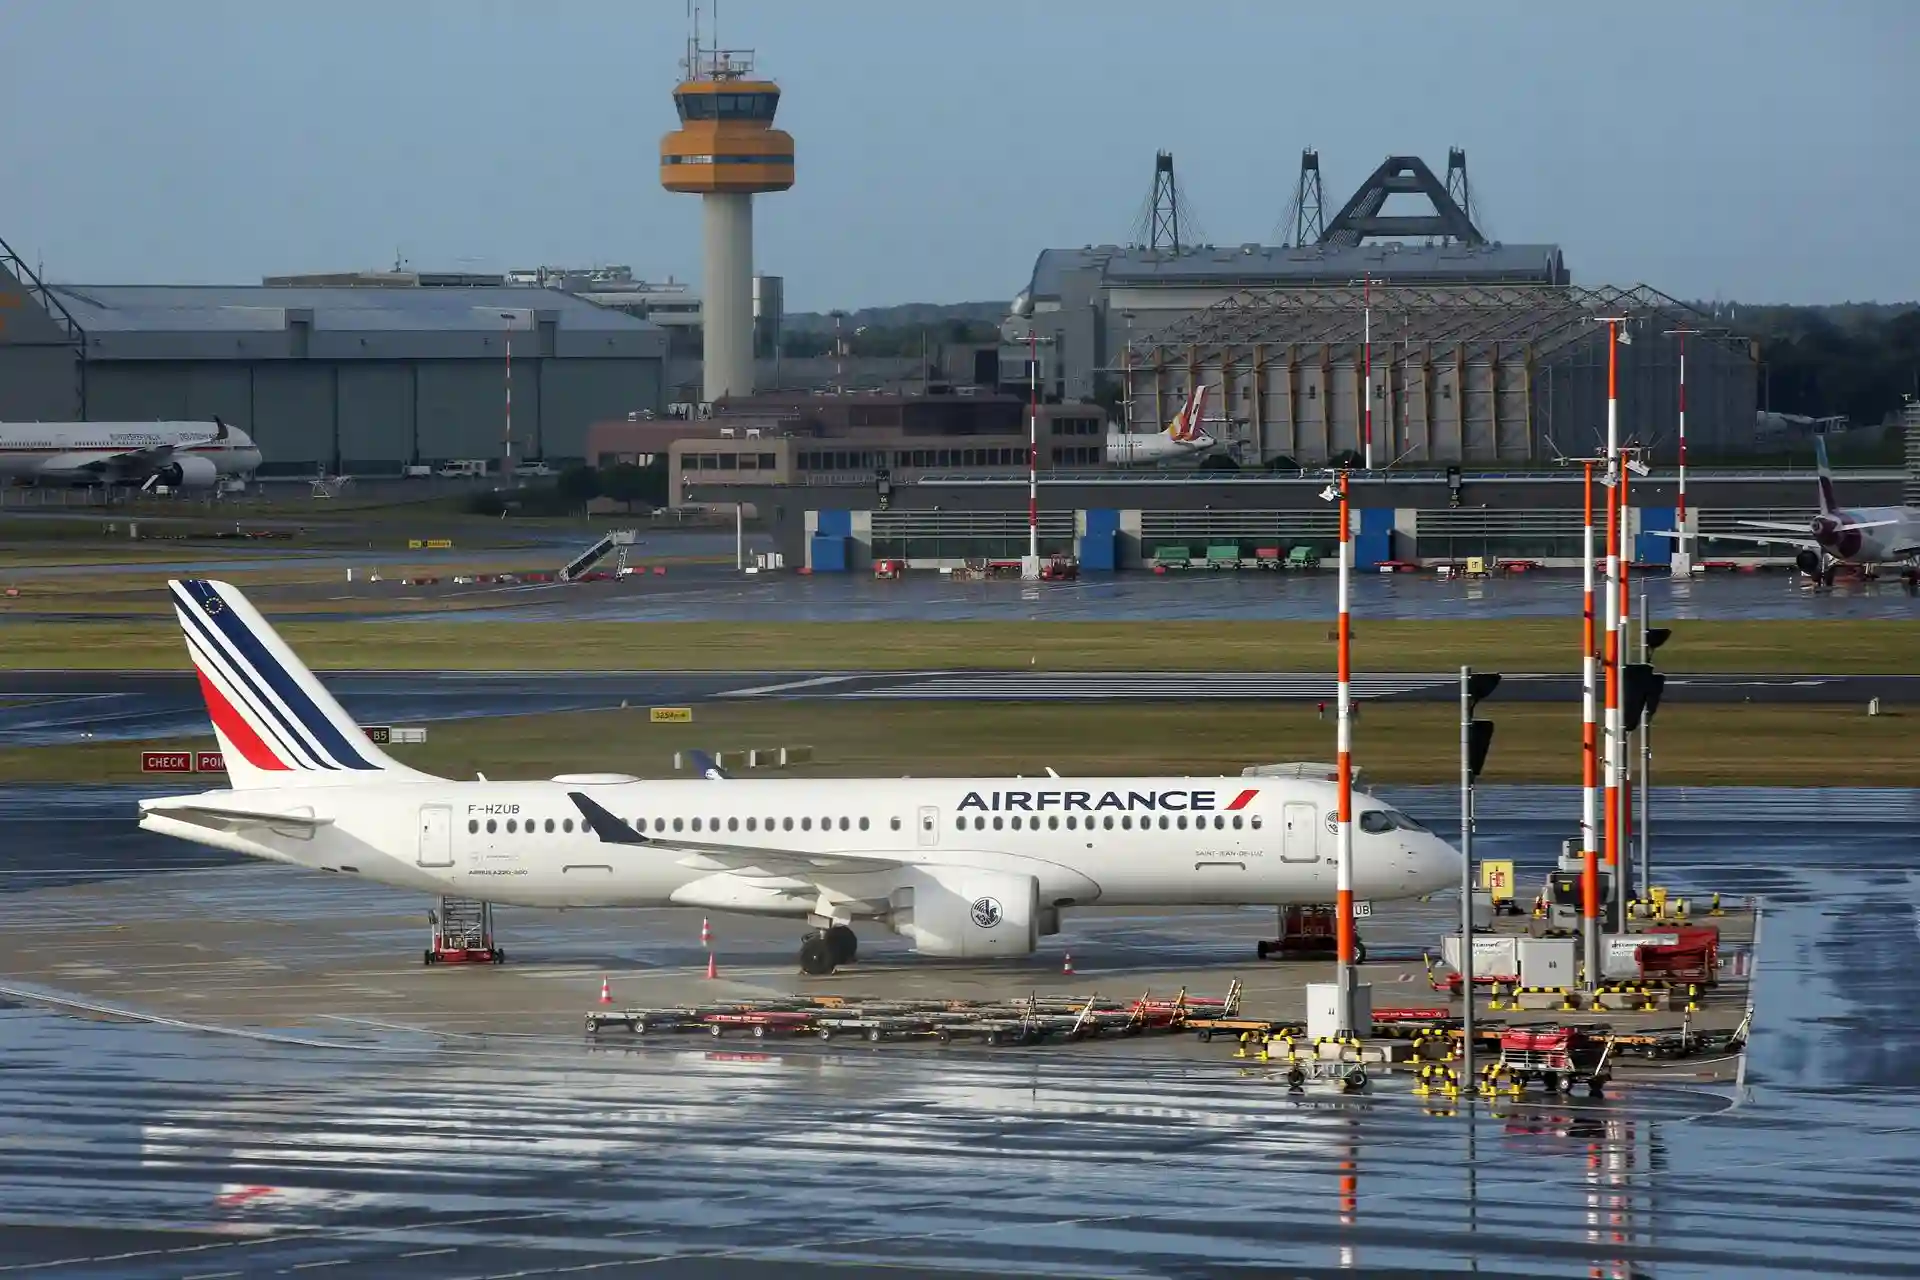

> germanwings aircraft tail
[1167,384,1210,442]
[1814,434,1838,515]
[167,579,434,790]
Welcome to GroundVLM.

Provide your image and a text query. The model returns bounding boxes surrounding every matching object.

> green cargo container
[1206,543,1242,568]
[1152,545,1192,568]
[1286,545,1321,570]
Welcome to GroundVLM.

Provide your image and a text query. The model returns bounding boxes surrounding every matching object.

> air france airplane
[139,580,1460,974]
[1105,384,1219,466]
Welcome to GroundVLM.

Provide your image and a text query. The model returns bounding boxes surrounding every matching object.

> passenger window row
[464,811,1263,840]
[470,817,577,835]
[467,815,909,837]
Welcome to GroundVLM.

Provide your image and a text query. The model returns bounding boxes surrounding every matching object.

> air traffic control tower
[661,37,793,403]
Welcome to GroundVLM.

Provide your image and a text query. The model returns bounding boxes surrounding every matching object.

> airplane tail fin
[167,579,434,789]
[1166,384,1210,441]
[1814,434,1837,515]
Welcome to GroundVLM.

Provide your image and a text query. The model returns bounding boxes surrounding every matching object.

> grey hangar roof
[1021,241,1570,301]
[43,283,666,362]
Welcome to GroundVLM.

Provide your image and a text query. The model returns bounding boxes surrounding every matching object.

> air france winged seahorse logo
[970,897,1003,929]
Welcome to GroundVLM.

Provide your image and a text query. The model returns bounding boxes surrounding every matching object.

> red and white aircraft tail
[1166,384,1212,442]
[167,579,433,790]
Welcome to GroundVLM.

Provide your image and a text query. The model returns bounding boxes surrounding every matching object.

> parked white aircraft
[1658,436,1919,584]
[138,580,1459,974]
[0,418,261,488]
[1106,385,1219,465]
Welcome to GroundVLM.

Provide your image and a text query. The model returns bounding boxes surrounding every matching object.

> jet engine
[1795,548,1823,578]
[155,456,220,489]
[886,866,1038,958]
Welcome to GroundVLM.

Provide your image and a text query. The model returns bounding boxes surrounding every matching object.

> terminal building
[1003,151,1759,465]
[0,246,667,475]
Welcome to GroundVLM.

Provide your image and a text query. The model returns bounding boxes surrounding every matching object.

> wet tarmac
[0,783,1915,1277]
[8,566,1919,625]
[360,570,1920,624]
[3,669,1911,746]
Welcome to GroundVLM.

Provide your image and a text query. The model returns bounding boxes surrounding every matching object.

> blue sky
[3,0,1912,309]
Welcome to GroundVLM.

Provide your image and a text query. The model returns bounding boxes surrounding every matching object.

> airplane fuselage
[0,421,262,484]
[1105,433,1215,466]
[140,775,1456,914]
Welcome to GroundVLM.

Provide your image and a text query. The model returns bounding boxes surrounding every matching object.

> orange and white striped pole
[1334,468,1357,1033]
[1618,460,1634,921]
[1602,320,1624,914]
[1582,462,1601,989]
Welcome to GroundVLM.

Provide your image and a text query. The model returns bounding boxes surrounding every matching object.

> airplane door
[1280,803,1318,863]
[417,805,453,867]
[917,806,940,848]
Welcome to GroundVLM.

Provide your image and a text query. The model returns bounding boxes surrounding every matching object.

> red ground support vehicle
[1256,905,1367,964]
[1497,1026,1614,1096]
[1040,554,1078,581]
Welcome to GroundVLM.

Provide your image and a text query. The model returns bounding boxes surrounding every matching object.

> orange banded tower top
[660,46,794,195]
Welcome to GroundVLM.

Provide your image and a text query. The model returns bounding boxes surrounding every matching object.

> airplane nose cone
[1415,836,1464,896]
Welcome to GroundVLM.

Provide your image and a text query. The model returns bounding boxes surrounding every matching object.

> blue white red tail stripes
[169,579,413,788]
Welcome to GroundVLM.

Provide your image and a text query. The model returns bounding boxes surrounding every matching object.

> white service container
[1306,981,1373,1040]
[1443,934,1520,982]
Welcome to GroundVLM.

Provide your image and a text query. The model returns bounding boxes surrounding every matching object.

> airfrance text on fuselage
[956,788,1260,813]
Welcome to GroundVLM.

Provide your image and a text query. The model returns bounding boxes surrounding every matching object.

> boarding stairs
[560,529,637,581]
[426,896,502,965]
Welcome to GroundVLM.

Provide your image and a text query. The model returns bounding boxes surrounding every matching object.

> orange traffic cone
[1062,952,1075,976]
[705,952,718,980]
[700,917,712,946]
[599,976,612,1005]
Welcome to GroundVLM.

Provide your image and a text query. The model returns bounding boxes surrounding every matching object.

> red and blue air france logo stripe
[169,579,379,772]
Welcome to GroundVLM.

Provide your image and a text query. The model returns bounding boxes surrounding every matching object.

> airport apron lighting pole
[1617,456,1634,921]
[1023,330,1044,581]
[499,311,517,480]
[1598,317,1629,926]
[1664,327,1699,578]
[1333,468,1358,1036]
[1362,275,1374,472]
[1582,461,1602,990]
[1460,668,1500,1084]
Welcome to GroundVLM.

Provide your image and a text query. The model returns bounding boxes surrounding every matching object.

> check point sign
[140,750,225,774]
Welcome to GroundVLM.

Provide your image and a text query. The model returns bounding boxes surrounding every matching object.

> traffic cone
[700,917,712,946]
[1062,952,1075,976]
[599,976,611,1005]
[706,952,718,980]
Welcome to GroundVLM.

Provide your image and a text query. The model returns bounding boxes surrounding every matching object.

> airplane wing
[139,797,332,834]
[81,419,229,477]
[1737,518,1899,535]
[567,792,901,877]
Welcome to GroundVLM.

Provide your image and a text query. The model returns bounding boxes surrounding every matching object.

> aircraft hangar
[0,252,667,475]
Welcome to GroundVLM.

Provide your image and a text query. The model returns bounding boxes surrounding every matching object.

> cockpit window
[1388,810,1431,833]
[1358,810,1395,835]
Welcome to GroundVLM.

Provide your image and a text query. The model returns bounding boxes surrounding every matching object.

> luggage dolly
[1263,1034,1371,1093]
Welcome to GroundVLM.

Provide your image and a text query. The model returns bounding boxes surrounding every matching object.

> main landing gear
[799,925,857,976]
